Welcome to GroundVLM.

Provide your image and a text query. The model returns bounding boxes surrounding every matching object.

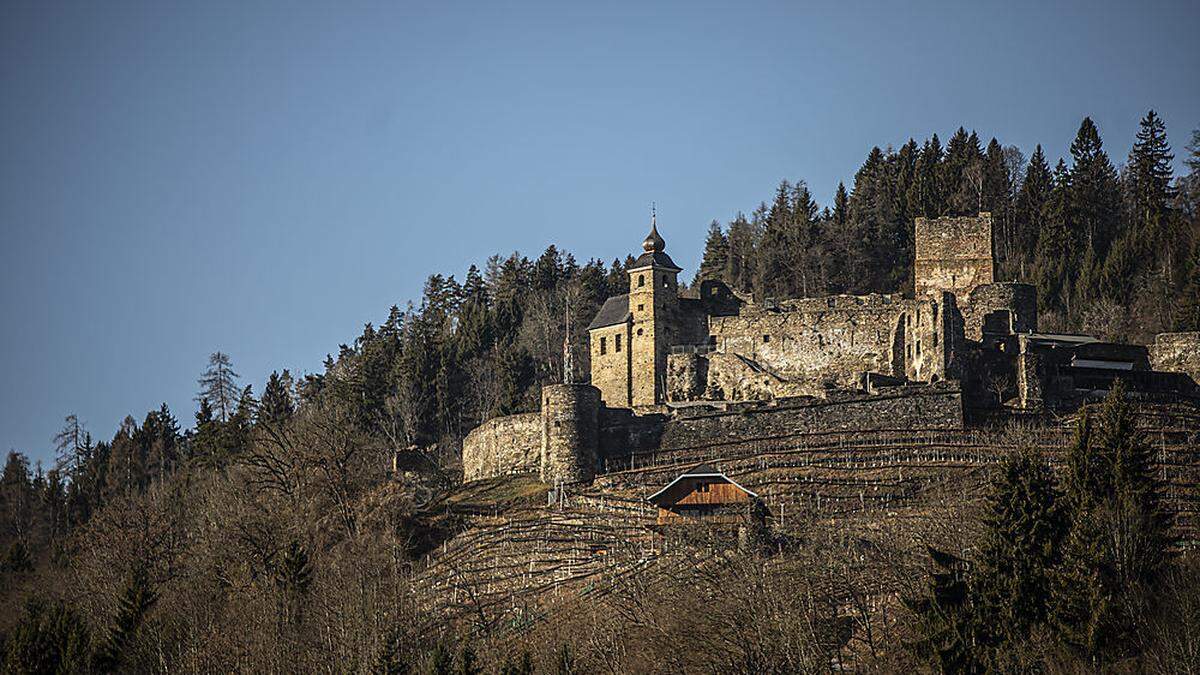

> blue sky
[2,0,1198,465]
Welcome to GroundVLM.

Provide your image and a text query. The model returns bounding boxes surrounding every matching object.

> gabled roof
[646,463,758,503]
[588,294,631,331]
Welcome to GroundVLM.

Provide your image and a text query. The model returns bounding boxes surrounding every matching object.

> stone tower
[627,212,681,406]
[914,212,995,299]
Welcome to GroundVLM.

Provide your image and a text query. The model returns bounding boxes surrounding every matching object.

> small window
[638,274,645,287]
[599,337,607,355]
[662,275,670,289]
[637,303,644,311]
[933,332,939,347]
[916,341,921,356]
[762,335,770,343]
[615,335,622,352]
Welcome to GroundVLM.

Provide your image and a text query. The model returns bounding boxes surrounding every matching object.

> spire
[642,203,665,253]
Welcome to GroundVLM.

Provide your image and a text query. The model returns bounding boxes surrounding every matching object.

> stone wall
[915,213,994,299]
[961,282,1037,342]
[461,412,542,481]
[703,293,954,397]
[1150,332,1200,385]
[655,386,964,450]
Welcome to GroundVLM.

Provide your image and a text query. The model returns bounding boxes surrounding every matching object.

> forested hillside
[2,113,1199,672]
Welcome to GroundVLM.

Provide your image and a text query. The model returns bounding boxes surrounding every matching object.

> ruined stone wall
[703,294,953,396]
[961,282,1038,342]
[1150,332,1200,385]
[541,384,601,484]
[461,412,542,481]
[658,386,964,448]
[666,352,706,401]
[915,213,994,299]
[709,295,907,391]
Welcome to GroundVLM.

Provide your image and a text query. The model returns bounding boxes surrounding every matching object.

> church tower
[627,210,681,406]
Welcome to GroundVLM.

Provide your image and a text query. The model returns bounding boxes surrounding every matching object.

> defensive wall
[700,293,958,398]
[463,383,965,483]
[461,412,542,482]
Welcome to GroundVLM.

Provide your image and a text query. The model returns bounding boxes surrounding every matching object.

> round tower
[540,383,601,485]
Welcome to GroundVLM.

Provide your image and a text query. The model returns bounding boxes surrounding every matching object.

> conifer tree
[97,563,157,672]
[1,598,92,674]
[260,370,295,426]
[1015,145,1052,278]
[908,547,981,672]
[908,135,944,218]
[1067,118,1121,307]
[196,351,240,423]
[1125,109,1178,276]
[1032,160,1073,315]
[973,450,1066,662]
[696,220,730,286]
[1052,382,1171,662]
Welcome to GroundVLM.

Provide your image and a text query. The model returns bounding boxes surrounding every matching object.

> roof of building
[646,463,758,503]
[587,294,631,330]
[629,250,682,271]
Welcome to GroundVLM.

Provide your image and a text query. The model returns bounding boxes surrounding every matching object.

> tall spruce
[973,449,1066,661]
[1052,382,1172,662]
[196,351,240,423]
[696,220,730,286]
[1015,145,1052,279]
[97,563,157,671]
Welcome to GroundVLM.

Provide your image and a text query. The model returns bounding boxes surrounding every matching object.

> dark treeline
[1,113,1198,672]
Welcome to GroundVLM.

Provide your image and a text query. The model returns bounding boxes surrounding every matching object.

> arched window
[638,274,645,287]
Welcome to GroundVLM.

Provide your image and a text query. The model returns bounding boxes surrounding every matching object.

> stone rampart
[462,412,542,481]
[702,294,953,396]
[657,385,963,449]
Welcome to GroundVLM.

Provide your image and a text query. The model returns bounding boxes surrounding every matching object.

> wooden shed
[647,463,758,525]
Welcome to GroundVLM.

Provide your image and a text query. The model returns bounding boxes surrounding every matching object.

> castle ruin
[462,212,1199,486]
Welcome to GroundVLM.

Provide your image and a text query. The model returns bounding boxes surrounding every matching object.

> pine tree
[908,547,982,673]
[1032,160,1073,315]
[726,212,758,294]
[196,351,240,423]
[908,135,944,218]
[1052,382,1172,662]
[1125,109,1179,278]
[260,370,296,426]
[1067,118,1121,307]
[832,182,849,227]
[2,598,92,674]
[696,220,730,286]
[97,563,157,672]
[1015,145,1052,278]
[276,539,313,625]
[973,450,1066,663]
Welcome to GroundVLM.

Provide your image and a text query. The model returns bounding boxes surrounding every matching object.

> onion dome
[642,211,665,253]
